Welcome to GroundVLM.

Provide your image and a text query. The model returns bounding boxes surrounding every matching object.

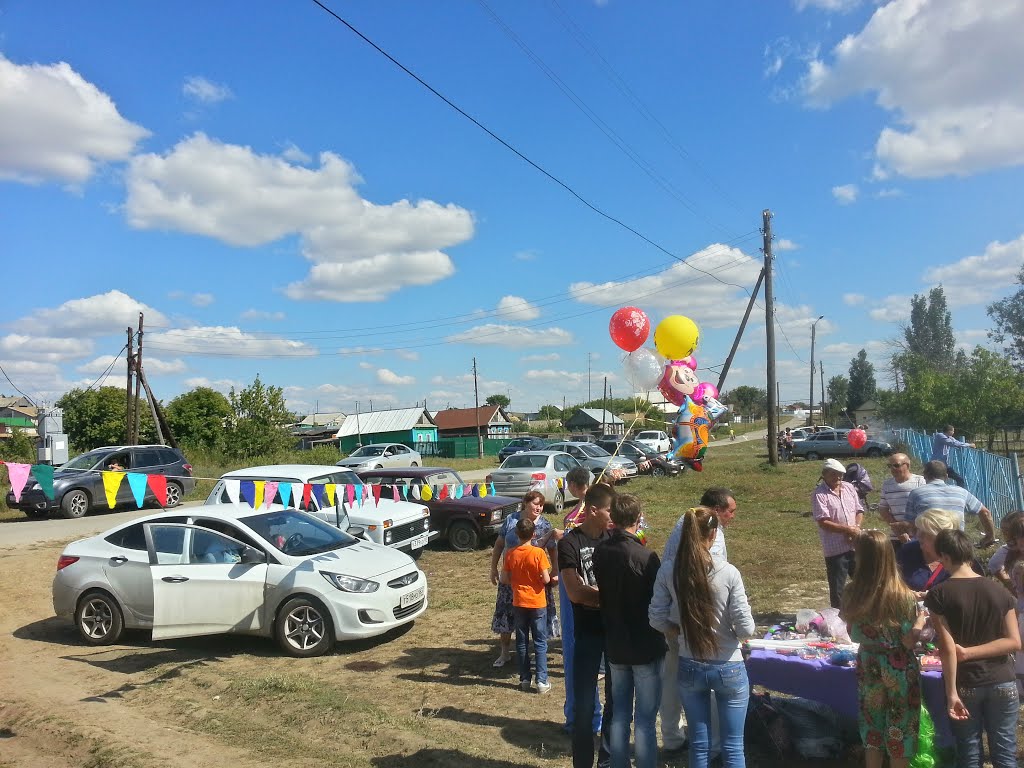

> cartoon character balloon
[658,360,730,470]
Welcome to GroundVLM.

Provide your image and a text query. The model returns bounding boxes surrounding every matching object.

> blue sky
[2,0,1022,416]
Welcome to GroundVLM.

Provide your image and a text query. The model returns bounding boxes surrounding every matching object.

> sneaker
[536,681,552,694]
[519,680,532,692]
[493,654,511,668]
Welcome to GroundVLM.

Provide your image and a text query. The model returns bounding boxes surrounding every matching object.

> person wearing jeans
[501,516,553,693]
[513,605,549,691]
[650,506,755,768]
[593,493,666,768]
[925,529,1021,768]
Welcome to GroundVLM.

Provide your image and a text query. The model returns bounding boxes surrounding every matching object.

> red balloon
[847,429,867,450]
[609,307,650,352]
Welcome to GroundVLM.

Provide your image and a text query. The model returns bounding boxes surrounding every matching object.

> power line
[81,345,129,393]
[774,312,808,365]
[0,362,38,407]
[308,0,757,296]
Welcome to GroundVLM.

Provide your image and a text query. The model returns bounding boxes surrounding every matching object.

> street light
[809,316,824,428]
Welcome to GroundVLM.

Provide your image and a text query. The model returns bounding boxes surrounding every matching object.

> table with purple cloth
[745,648,953,748]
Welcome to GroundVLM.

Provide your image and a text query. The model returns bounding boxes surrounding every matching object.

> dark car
[6,444,196,519]
[497,436,550,464]
[791,430,894,460]
[596,439,683,477]
[357,466,522,551]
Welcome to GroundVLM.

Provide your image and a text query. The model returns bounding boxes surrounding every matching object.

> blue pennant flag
[126,472,148,508]
[239,480,256,507]
[278,482,292,508]
[354,485,363,505]
[311,484,325,509]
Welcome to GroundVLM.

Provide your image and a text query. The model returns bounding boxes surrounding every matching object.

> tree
[846,350,877,412]
[826,375,850,424]
[0,426,36,463]
[537,404,562,421]
[225,377,295,459]
[485,394,510,408]
[721,386,768,419]
[166,387,232,452]
[902,286,956,368]
[57,386,156,450]
[987,264,1024,370]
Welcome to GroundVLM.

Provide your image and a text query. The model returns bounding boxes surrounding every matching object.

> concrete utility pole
[717,266,766,394]
[587,352,592,402]
[125,327,135,444]
[473,357,483,458]
[132,313,144,444]
[819,361,826,425]
[763,210,778,466]
[602,377,608,435]
[809,315,824,428]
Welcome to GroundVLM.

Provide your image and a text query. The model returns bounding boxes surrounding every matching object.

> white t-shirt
[879,474,926,539]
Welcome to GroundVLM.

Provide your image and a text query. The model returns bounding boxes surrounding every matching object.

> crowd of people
[484,424,1022,768]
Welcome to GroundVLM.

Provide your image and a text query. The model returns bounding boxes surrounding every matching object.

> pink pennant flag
[393,485,399,502]
[346,484,355,506]
[264,481,279,509]
[5,462,31,502]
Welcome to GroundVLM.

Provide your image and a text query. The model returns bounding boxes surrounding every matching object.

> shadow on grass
[387,644,563,690]
[372,747,537,768]
[428,707,570,760]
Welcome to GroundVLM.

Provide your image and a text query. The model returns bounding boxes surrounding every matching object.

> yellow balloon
[654,315,700,360]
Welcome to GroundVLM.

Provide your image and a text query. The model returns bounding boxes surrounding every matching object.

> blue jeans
[513,606,548,685]
[950,681,1019,768]
[608,659,663,768]
[560,580,602,731]
[573,627,612,768]
[678,658,750,768]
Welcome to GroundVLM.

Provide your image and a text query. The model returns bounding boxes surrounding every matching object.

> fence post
[1013,453,1024,511]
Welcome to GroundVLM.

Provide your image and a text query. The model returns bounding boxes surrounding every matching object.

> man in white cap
[811,458,864,608]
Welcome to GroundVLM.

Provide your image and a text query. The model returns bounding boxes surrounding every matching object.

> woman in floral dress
[841,530,928,768]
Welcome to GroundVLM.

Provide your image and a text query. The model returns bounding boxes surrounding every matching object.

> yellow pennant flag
[325,483,336,506]
[421,484,433,501]
[479,482,488,498]
[102,471,125,509]
[254,481,265,509]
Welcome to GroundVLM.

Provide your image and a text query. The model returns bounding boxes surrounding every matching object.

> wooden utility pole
[763,210,778,466]
[125,327,135,444]
[587,353,592,402]
[717,267,766,393]
[472,357,483,458]
[132,313,144,444]
[819,361,826,425]
[602,377,608,435]
[809,315,824,428]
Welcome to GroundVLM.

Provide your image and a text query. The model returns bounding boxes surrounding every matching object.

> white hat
[822,458,846,474]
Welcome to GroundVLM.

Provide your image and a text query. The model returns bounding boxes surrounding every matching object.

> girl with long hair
[841,530,927,768]
[649,507,755,768]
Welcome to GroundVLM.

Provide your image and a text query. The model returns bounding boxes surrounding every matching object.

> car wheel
[375,465,383,470]
[410,462,419,467]
[75,591,124,645]
[650,465,667,477]
[551,490,565,516]
[165,481,183,508]
[866,448,882,458]
[60,489,91,519]
[448,520,480,552]
[805,451,820,461]
[275,596,334,658]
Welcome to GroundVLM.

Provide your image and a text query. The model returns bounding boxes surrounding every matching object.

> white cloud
[876,187,904,198]
[496,295,541,321]
[524,369,618,391]
[795,0,863,10]
[240,309,286,321]
[803,0,1024,178]
[843,293,865,306]
[358,361,373,370]
[11,290,168,337]
[446,324,574,348]
[776,238,800,251]
[338,346,419,361]
[125,133,473,302]
[869,294,913,322]
[514,249,538,261]
[377,368,415,386]
[182,376,243,394]
[820,340,889,359]
[0,54,149,184]
[191,292,214,307]
[183,75,232,104]
[0,334,93,363]
[281,142,311,164]
[146,326,317,358]
[521,352,560,362]
[832,184,858,204]
[923,233,1024,306]
[76,354,186,376]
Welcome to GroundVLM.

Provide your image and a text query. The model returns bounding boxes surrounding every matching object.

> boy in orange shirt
[501,517,553,693]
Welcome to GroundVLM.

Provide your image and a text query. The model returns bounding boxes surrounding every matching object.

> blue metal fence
[894,429,1024,525]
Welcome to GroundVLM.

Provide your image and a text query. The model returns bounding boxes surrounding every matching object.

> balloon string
[595,362,652,486]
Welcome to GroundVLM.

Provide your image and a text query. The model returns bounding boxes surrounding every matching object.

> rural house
[432,405,513,439]
[335,407,437,452]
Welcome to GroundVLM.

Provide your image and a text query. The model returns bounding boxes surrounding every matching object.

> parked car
[791,430,893,460]
[486,451,583,514]
[790,426,836,442]
[207,465,437,559]
[357,467,522,551]
[6,444,196,519]
[497,436,550,464]
[595,439,683,477]
[336,443,422,471]
[633,430,672,453]
[52,503,427,657]
[545,441,639,480]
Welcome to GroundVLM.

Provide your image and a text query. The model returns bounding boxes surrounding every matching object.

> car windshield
[580,445,610,458]
[242,509,358,556]
[507,439,531,448]
[349,446,386,457]
[62,450,108,470]
[623,442,654,457]
[502,454,548,469]
[637,432,659,440]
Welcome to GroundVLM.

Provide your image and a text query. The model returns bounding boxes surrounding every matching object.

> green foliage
[903,286,956,367]
[537,404,562,421]
[225,377,295,460]
[511,420,529,433]
[0,427,36,463]
[847,349,877,411]
[987,264,1024,370]
[57,386,156,450]
[484,394,510,408]
[166,387,232,452]
[721,386,768,419]
[826,375,850,424]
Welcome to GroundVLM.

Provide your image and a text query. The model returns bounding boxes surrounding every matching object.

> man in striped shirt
[878,452,926,550]
[905,461,996,546]
[812,458,864,608]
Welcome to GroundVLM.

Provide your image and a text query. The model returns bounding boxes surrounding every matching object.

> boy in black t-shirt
[558,483,614,768]
[925,529,1021,768]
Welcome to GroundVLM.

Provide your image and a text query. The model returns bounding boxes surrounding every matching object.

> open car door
[145,523,268,640]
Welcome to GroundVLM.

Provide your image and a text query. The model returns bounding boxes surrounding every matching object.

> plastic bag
[774,696,857,760]
[795,609,819,634]
[819,607,852,643]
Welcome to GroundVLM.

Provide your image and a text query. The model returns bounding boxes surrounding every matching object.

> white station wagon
[52,504,428,657]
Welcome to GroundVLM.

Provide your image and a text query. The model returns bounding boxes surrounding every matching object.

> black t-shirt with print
[558,526,611,635]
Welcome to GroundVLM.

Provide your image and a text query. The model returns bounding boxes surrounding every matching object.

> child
[988,510,1023,592]
[841,530,927,768]
[926,530,1021,768]
[501,517,553,693]
[1009,559,1024,697]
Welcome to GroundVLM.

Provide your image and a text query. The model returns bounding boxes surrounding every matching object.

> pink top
[563,500,586,530]
[811,480,863,557]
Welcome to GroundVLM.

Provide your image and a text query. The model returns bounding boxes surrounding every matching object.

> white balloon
[623,348,665,391]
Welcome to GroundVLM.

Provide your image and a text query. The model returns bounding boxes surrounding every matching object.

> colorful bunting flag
[392,485,399,502]
[239,479,255,507]
[224,479,241,505]
[302,483,312,509]
[401,484,408,500]
[311,484,325,509]
[479,483,488,498]
[30,464,54,500]
[455,484,463,499]
[346,484,355,506]
[411,484,420,501]
[4,462,31,503]
[421,484,433,501]
[471,483,479,497]
[324,483,336,507]
[278,482,292,508]
[489,483,496,496]
[254,480,266,509]
[354,485,363,505]
[264,481,279,509]
[438,484,448,500]
[371,484,381,505]
[291,482,304,509]
[126,472,148,508]
[147,474,168,507]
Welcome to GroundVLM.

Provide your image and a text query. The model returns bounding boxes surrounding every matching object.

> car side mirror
[241,546,267,564]
[348,526,367,540]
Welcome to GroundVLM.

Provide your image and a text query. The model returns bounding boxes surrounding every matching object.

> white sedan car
[52,504,427,657]
[337,443,422,471]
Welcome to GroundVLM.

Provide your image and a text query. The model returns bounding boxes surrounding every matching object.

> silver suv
[546,441,639,479]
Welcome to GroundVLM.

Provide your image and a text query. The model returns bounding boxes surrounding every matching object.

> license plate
[409,533,429,550]
[401,586,425,607]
